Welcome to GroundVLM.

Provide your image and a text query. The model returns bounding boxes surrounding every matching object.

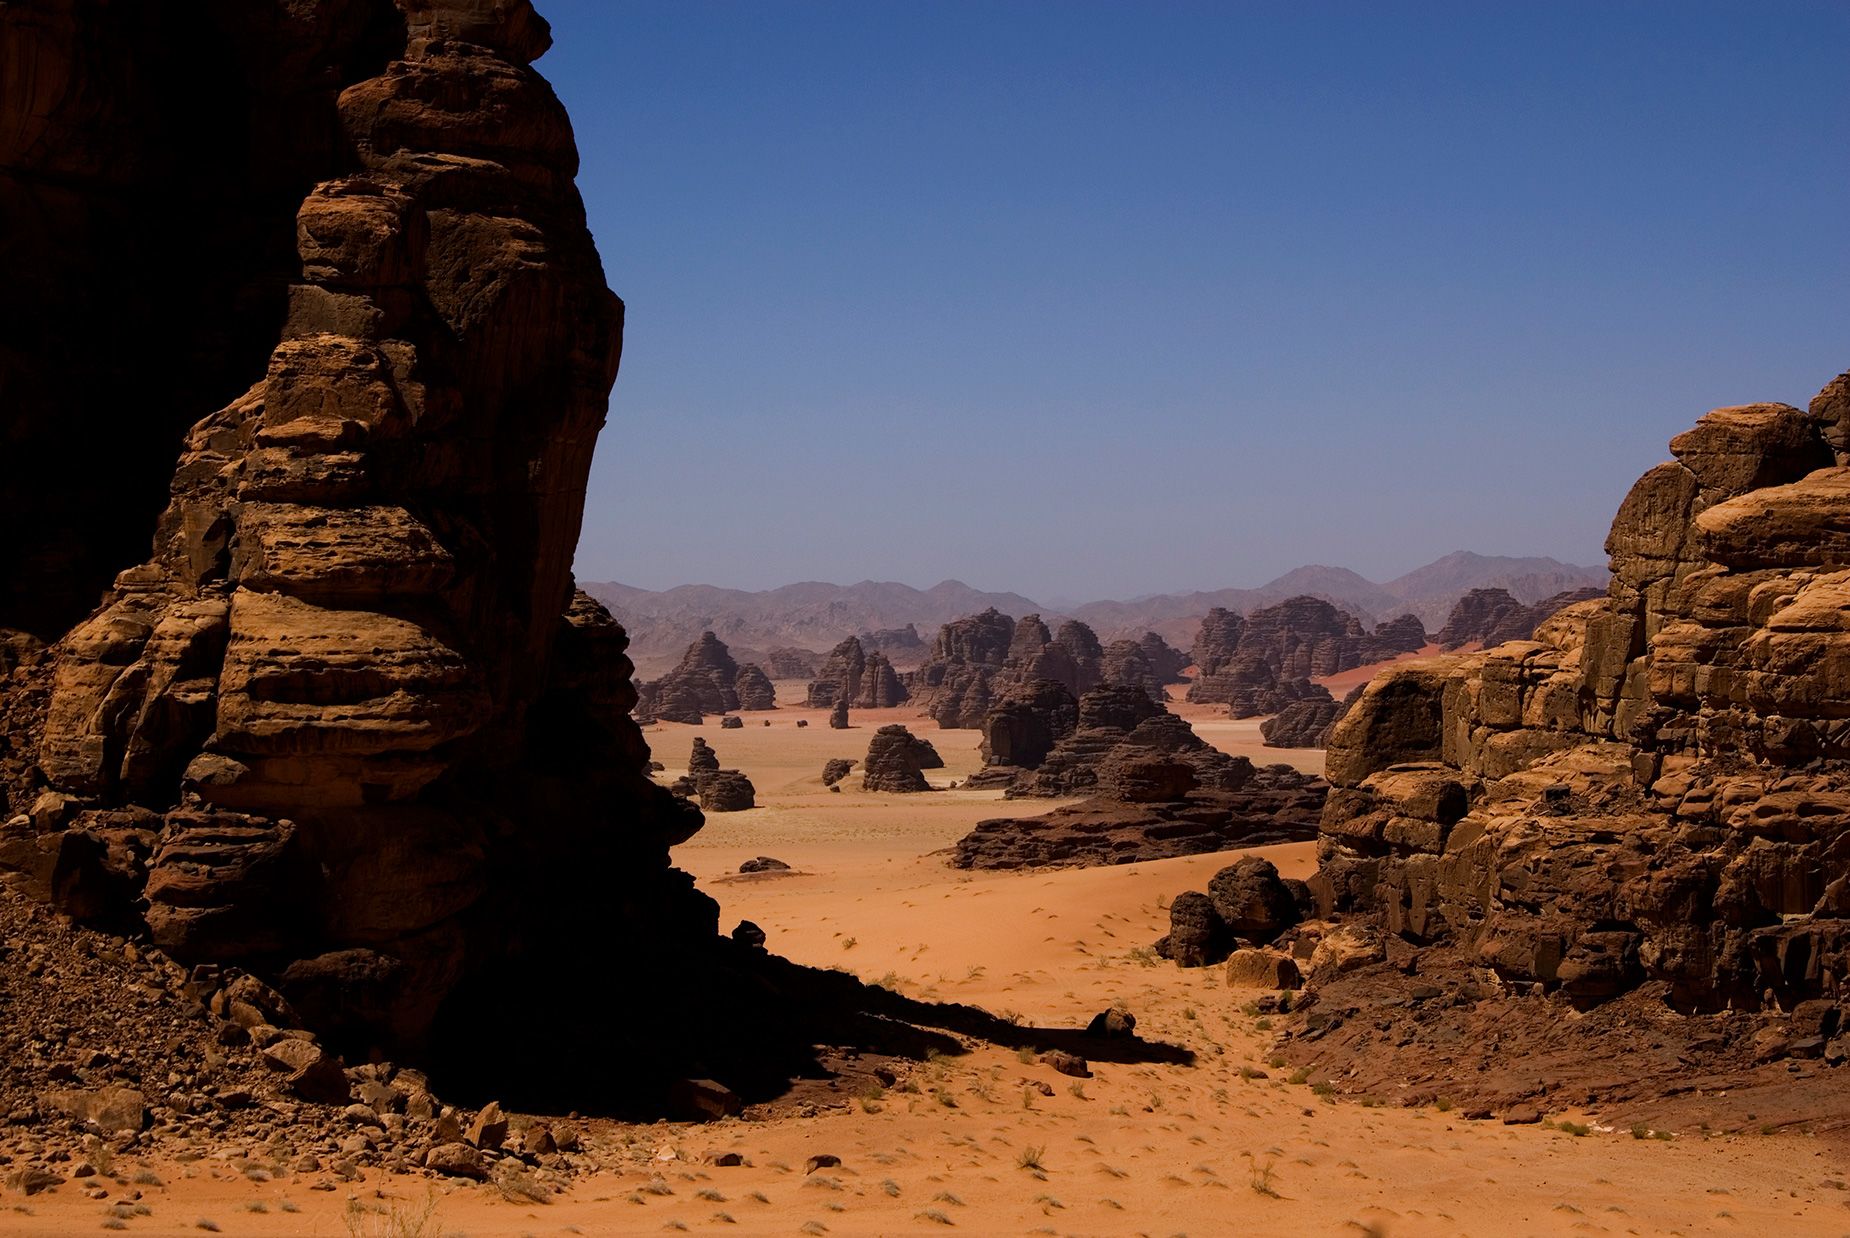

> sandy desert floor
[5,685,1846,1236]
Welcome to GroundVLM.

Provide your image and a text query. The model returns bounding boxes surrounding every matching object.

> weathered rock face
[850,650,909,708]
[906,609,1115,727]
[952,763,1325,870]
[861,724,936,793]
[1139,631,1190,685]
[903,607,1016,728]
[1155,856,1305,968]
[0,0,714,1077]
[641,632,740,722]
[695,769,755,813]
[1314,372,1850,1014]
[1434,586,1606,651]
[804,636,865,709]
[977,678,1080,775]
[1187,597,1425,708]
[857,623,925,663]
[1259,686,1342,748]
[688,737,719,777]
[733,663,776,711]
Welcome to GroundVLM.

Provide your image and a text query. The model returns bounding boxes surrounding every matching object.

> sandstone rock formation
[733,663,777,711]
[820,758,855,787]
[861,725,937,793]
[1187,597,1426,708]
[688,737,719,777]
[1312,373,1850,1015]
[906,609,1122,727]
[1433,586,1606,651]
[975,678,1081,778]
[905,608,1015,727]
[850,650,909,708]
[857,623,925,663]
[951,763,1325,870]
[639,632,741,722]
[829,698,850,729]
[1156,856,1306,967]
[719,714,743,729]
[804,636,865,709]
[0,0,728,1097]
[1259,686,1343,748]
[1099,634,1187,703]
[695,769,755,813]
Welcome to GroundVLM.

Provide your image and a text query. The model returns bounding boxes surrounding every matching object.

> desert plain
[5,683,1844,1238]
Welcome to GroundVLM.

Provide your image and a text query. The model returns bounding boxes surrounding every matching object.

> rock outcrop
[905,608,1016,728]
[1156,856,1306,967]
[850,650,909,708]
[828,698,850,729]
[688,737,719,777]
[1433,586,1606,651]
[695,769,755,813]
[733,663,777,711]
[0,0,736,1100]
[1186,597,1425,709]
[951,764,1325,870]
[861,725,938,793]
[857,623,925,662]
[1259,686,1343,748]
[820,758,855,787]
[906,609,1121,727]
[639,632,743,722]
[804,636,865,709]
[1313,374,1850,1015]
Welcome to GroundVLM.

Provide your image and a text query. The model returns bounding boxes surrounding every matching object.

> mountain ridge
[586,552,1608,676]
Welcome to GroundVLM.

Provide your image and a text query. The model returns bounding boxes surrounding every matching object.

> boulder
[1166,891,1228,967]
[862,725,935,793]
[821,758,855,786]
[697,770,756,812]
[1224,948,1302,990]
[1206,857,1299,943]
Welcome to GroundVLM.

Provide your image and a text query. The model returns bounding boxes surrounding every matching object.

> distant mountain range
[1071,552,1612,646]
[584,551,1608,677]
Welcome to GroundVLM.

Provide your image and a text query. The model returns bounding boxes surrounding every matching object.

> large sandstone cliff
[0,0,725,1101]
[1316,377,1850,1013]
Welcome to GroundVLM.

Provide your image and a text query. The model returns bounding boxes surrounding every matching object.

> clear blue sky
[546,0,1848,603]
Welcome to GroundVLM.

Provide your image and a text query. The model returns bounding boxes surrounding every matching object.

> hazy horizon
[543,1,1848,600]
[582,547,1607,611]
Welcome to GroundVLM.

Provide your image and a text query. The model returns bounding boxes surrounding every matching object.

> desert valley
[2,1,1847,1236]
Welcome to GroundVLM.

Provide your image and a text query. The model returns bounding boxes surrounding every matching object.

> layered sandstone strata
[1313,377,1850,1013]
[0,0,718,1090]
[1433,586,1606,651]
[1186,597,1425,708]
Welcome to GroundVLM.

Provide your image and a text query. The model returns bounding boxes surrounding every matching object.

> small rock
[425,1143,487,1180]
[1040,1050,1090,1078]
[465,1102,508,1150]
[804,1154,841,1174]
[1501,1105,1542,1125]
[1082,1007,1137,1039]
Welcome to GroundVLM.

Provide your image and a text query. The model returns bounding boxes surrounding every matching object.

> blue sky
[544,1,1848,602]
